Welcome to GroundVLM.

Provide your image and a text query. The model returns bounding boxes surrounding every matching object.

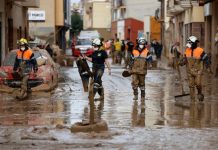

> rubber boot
[93,86,98,99]
[197,86,204,102]
[197,93,204,102]
[133,89,138,100]
[98,87,104,100]
[190,88,195,102]
[141,90,145,100]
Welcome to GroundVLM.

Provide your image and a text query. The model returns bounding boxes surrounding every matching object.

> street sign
[28,10,46,21]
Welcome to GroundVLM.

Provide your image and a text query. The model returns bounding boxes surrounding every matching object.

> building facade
[0,0,39,65]
[29,0,71,50]
[160,0,218,74]
[112,0,160,42]
[203,0,218,76]
[159,0,204,57]
[82,0,112,40]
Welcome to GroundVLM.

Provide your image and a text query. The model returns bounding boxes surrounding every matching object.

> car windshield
[76,39,92,45]
[3,51,47,66]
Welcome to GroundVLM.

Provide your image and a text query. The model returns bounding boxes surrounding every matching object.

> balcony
[21,0,40,8]
[167,3,184,16]
[180,0,192,9]
[191,0,199,6]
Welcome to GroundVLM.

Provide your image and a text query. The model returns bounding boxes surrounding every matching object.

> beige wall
[29,0,56,43]
[22,0,40,8]
[29,0,55,27]
[92,2,111,28]
[184,6,204,24]
[191,6,204,23]
[83,2,92,29]
[55,0,64,26]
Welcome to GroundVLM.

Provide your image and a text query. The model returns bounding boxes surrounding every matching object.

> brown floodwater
[0,64,218,150]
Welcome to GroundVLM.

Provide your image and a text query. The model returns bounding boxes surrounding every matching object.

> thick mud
[0,62,218,150]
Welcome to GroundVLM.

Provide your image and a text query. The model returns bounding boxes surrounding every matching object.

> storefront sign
[28,10,45,21]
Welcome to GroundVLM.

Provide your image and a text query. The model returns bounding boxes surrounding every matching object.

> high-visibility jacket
[184,47,204,74]
[131,48,149,75]
[185,47,204,59]
[16,49,33,60]
[132,49,149,58]
[13,49,38,73]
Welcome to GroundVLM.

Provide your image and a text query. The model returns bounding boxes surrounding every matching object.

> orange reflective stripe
[16,49,33,60]
[185,47,203,59]
[132,49,148,58]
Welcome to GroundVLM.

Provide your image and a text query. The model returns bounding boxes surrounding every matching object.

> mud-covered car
[0,48,59,93]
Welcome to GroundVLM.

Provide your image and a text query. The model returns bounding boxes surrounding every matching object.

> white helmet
[187,36,198,43]
[186,36,199,48]
[92,38,102,47]
[138,37,147,45]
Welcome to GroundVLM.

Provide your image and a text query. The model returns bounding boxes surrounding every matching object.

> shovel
[174,64,189,98]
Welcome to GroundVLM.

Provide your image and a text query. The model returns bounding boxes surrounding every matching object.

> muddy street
[0,63,218,150]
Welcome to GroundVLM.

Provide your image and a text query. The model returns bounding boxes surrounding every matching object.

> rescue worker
[84,38,111,100]
[179,36,210,101]
[114,39,121,64]
[171,42,182,69]
[125,38,134,68]
[13,38,38,99]
[130,37,152,100]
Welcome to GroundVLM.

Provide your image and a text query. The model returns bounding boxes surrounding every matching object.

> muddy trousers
[131,74,146,99]
[92,67,104,98]
[125,52,132,68]
[17,75,29,99]
[188,73,203,101]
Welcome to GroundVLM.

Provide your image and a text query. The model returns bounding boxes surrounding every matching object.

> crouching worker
[130,37,152,100]
[84,38,111,100]
[179,36,211,102]
[13,38,38,99]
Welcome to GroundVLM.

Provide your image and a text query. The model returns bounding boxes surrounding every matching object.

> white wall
[144,16,150,41]
[117,20,124,40]
[93,2,111,28]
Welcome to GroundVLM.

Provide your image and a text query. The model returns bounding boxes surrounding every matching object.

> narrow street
[0,61,218,150]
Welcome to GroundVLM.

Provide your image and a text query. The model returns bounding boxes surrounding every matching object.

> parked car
[72,38,94,57]
[0,48,59,93]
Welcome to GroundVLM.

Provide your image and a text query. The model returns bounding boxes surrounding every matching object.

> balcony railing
[180,0,192,9]
[167,0,184,16]
[167,0,202,16]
